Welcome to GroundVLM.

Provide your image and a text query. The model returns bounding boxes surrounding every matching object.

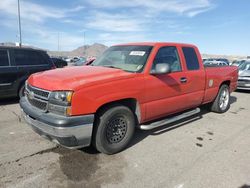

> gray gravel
[0,91,250,188]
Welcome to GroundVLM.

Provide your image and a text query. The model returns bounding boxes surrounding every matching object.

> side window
[15,50,46,66]
[0,50,10,67]
[182,47,200,70]
[152,46,181,72]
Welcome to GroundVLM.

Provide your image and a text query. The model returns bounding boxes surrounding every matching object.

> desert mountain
[48,43,108,58]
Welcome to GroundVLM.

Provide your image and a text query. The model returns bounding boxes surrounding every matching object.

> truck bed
[203,66,238,104]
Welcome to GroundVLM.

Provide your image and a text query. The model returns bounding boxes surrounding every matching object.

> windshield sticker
[129,51,145,56]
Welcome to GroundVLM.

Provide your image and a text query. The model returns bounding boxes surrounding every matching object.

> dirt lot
[0,91,250,188]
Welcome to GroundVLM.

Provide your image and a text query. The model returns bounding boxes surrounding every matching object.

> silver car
[237,61,250,90]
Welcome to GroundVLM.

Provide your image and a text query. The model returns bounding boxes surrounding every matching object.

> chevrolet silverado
[20,42,238,154]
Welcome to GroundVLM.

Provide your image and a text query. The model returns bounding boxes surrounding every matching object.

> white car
[237,61,250,90]
[204,60,228,67]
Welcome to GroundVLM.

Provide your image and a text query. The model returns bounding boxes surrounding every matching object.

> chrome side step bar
[139,108,201,130]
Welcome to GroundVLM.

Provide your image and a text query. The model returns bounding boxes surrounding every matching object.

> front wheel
[210,84,230,113]
[93,105,135,154]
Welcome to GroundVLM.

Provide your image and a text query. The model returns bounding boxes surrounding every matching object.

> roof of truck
[114,42,197,48]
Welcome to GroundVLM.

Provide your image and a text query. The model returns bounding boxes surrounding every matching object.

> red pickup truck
[20,42,238,154]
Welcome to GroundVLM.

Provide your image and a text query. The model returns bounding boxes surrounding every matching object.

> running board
[139,108,201,130]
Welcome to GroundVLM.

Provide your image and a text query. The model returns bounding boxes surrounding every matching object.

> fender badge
[209,79,214,87]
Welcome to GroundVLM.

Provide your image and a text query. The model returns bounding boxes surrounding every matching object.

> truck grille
[26,84,50,99]
[27,97,47,111]
[25,84,51,112]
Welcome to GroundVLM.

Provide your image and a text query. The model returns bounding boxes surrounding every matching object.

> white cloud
[85,12,144,32]
[87,0,214,17]
[83,0,214,33]
[91,32,149,46]
[25,26,85,51]
[0,0,84,23]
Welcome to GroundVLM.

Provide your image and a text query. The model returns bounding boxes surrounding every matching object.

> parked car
[204,60,228,67]
[231,59,247,67]
[20,42,238,154]
[205,58,230,65]
[71,57,80,62]
[237,61,250,90]
[74,57,87,66]
[64,57,72,63]
[0,46,55,99]
[51,57,67,68]
[215,58,230,65]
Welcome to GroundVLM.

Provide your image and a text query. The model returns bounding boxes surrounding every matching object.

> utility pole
[17,0,22,47]
[83,31,86,56]
[57,32,60,52]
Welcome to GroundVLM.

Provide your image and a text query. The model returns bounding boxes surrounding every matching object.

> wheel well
[17,79,26,94]
[220,80,230,88]
[96,98,140,124]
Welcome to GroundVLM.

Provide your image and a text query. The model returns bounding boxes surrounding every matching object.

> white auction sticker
[129,51,145,56]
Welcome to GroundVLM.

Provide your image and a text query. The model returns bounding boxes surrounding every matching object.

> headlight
[49,91,73,105]
[48,91,73,116]
[48,103,72,116]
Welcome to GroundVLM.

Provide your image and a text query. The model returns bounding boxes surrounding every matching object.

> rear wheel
[210,84,230,113]
[93,105,135,154]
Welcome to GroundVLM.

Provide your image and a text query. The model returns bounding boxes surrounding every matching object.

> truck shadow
[128,96,237,150]
[236,89,250,94]
[0,97,19,106]
[81,96,238,154]
[239,185,250,188]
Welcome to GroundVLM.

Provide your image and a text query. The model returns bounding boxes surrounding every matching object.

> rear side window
[182,47,200,70]
[14,50,47,66]
[0,50,9,67]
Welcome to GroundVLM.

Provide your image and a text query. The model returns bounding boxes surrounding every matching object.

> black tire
[93,105,135,154]
[18,84,25,98]
[210,84,230,113]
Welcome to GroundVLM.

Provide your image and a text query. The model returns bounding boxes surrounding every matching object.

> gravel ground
[0,91,250,188]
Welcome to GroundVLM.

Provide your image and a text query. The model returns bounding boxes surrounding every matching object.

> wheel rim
[106,116,127,144]
[219,88,229,111]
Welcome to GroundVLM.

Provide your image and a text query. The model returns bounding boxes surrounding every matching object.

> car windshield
[239,62,250,70]
[92,45,153,72]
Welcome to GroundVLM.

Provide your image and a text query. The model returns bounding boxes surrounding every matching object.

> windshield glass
[239,62,250,70]
[92,45,153,72]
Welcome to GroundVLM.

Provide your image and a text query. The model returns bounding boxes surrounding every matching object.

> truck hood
[239,70,250,77]
[28,66,135,91]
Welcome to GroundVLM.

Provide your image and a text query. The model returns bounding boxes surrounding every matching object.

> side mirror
[151,63,171,75]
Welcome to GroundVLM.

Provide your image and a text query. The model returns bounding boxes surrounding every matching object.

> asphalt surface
[0,91,250,188]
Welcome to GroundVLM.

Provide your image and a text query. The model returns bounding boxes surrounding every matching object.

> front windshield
[239,62,250,70]
[92,45,153,72]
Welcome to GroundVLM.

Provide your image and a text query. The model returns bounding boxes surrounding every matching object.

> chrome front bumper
[20,97,95,148]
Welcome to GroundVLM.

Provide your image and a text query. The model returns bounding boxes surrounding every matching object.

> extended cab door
[180,46,206,107]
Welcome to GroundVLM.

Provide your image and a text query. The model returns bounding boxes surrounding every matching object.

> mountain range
[48,43,108,58]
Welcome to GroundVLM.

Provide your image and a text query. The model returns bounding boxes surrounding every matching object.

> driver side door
[144,46,189,121]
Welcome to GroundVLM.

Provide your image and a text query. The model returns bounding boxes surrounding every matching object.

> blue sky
[0,0,249,55]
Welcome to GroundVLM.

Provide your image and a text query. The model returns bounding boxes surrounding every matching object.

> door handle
[180,77,187,83]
